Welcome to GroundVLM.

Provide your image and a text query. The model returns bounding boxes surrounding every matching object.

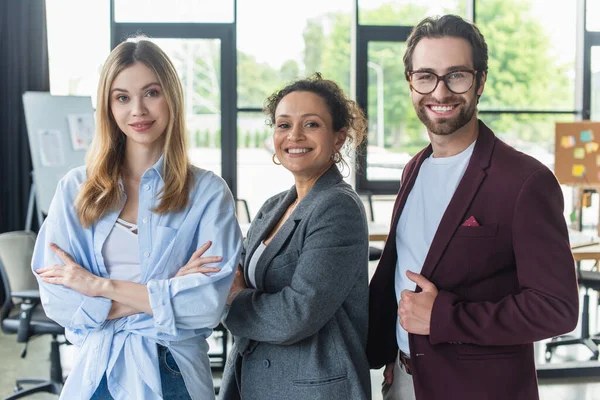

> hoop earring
[272,153,281,165]
[331,150,342,164]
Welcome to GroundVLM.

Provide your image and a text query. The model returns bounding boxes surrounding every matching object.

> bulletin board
[554,121,600,186]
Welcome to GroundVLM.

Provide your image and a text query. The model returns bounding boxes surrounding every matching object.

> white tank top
[102,218,142,283]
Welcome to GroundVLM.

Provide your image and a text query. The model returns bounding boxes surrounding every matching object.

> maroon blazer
[367,121,579,400]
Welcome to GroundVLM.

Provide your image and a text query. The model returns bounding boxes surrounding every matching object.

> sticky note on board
[574,148,585,159]
[561,136,576,148]
[581,130,594,143]
[586,142,599,153]
[596,155,600,166]
[572,165,586,177]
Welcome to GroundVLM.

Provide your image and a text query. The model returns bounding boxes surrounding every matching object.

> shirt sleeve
[31,178,112,331]
[147,182,242,335]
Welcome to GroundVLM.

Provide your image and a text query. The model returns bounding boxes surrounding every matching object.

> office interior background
[1,0,600,399]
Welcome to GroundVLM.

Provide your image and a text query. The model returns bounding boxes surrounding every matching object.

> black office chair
[0,231,65,399]
[545,267,600,361]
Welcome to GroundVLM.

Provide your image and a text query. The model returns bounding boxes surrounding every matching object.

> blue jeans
[90,345,191,399]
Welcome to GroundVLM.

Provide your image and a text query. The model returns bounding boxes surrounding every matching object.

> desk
[572,244,600,261]
[240,222,390,242]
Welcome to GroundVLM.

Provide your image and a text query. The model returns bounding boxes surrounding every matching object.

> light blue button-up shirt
[31,156,242,400]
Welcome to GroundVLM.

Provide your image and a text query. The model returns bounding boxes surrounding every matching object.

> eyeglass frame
[407,69,478,95]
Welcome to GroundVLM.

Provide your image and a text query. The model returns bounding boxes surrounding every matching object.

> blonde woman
[31,39,242,399]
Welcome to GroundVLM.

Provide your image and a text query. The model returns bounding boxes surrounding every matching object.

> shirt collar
[149,154,166,181]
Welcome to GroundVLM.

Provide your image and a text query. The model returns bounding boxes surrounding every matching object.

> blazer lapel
[244,188,298,285]
[252,165,343,290]
[420,120,496,280]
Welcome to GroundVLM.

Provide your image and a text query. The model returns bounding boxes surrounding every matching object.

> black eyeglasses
[408,70,477,95]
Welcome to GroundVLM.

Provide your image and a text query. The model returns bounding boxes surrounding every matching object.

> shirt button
[142,217,148,224]
[144,184,151,191]
[87,379,93,386]
[263,359,270,369]
[144,251,150,258]
[148,170,154,176]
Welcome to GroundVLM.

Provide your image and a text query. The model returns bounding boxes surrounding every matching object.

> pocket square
[461,216,480,227]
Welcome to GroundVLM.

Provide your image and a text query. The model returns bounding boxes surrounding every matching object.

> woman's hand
[36,243,107,297]
[226,265,247,305]
[175,241,222,277]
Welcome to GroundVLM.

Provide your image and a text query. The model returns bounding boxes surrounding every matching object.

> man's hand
[383,362,394,385]
[398,270,438,335]
[36,243,107,297]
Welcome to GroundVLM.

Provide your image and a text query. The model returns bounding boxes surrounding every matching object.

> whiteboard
[22,92,94,215]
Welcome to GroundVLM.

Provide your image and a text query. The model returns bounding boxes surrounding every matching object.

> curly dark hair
[263,73,367,153]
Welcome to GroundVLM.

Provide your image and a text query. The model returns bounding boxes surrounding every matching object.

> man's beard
[415,96,477,136]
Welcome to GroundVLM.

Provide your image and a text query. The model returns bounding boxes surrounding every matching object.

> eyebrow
[413,66,474,74]
[111,82,161,94]
[276,113,322,119]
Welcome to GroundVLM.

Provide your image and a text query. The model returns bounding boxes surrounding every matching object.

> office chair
[545,266,600,361]
[0,231,65,399]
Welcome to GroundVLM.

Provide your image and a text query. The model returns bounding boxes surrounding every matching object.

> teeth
[288,148,310,154]
[430,105,454,112]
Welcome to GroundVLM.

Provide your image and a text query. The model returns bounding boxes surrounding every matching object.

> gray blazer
[220,166,371,400]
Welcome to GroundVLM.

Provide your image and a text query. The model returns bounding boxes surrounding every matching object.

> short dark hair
[403,15,488,92]
[263,73,367,153]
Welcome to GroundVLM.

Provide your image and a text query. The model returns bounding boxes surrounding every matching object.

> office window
[46,0,110,103]
[588,0,600,32]
[237,0,353,109]
[593,47,600,121]
[236,0,353,218]
[476,0,576,112]
[113,0,234,23]
[358,0,467,25]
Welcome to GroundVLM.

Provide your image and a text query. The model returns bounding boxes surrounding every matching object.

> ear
[476,72,487,96]
[334,127,348,151]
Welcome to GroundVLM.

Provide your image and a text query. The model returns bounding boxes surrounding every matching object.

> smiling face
[109,62,170,153]
[409,37,485,136]
[273,91,347,181]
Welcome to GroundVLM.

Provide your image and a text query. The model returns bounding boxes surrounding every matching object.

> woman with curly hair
[220,73,371,400]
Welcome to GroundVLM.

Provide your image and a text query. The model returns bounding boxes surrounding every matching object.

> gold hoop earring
[272,153,281,165]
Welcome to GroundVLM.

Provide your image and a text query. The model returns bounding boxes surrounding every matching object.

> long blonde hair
[76,39,193,227]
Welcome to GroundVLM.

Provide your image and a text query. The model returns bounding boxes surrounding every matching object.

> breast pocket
[455,223,498,238]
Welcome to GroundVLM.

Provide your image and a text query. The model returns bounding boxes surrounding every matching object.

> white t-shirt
[102,218,141,283]
[395,141,476,355]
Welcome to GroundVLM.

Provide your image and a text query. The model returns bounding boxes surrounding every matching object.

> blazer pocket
[293,374,348,387]
[270,250,300,270]
[455,223,498,238]
[456,343,524,360]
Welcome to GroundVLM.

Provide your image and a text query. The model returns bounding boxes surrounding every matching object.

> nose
[287,124,303,141]
[431,78,452,98]
[132,97,148,117]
